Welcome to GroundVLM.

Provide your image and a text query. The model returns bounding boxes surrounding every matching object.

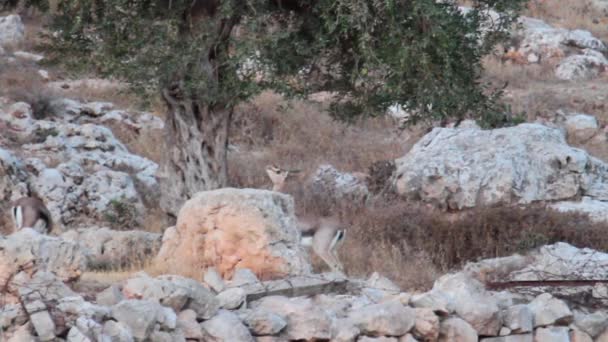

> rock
[111,300,165,341]
[7,323,37,342]
[433,273,501,336]
[155,188,311,280]
[122,273,219,320]
[358,337,398,342]
[243,308,287,336]
[331,318,360,342]
[61,228,162,269]
[13,51,44,62]
[565,114,599,141]
[534,326,570,342]
[229,268,261,288]
[67,317,104,342]
[96,284,125,306]
[57,296,110,323]
[362,273,401,301]
[394,123,608,209]
[410,289,455,316]
[556,49,608,80]
[217,287,246,310]
[412,308,439,341]
[0,304,27,330]
[102,320,134,342]
[399,334,419,342]
[570,329,593,342]
[177,310,203,339]
[574,310,608,337]
[309,164,369,204]
[201,310,254,342]
[480,335,533,342]
[25,300,56,341]
[0,148,29,205]
[0,15,25,47]
[0,229,87,290]
[528,293,573,327]
[503,304,533,333]
[348,301,415,336]
[552,197,608,223]
[438,317,477,342]
[252,296,333,340]
[204,267,226,292]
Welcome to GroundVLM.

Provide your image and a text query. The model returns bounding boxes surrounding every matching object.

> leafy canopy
[33,0,526,125]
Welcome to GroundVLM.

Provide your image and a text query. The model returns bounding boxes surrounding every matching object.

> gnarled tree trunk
[159,86,233,217]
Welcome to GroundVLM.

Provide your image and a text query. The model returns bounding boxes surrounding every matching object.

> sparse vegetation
[103,197,139,230]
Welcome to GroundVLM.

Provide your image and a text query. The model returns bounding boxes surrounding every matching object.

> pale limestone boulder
[0,15,25,47]
[565,114,599,141]
[56,296,110,324]
[25,300,56,341]
[534,326,570,342]
[67,317,104,342]
[394,124,608,210]
[573,310,608,337]
[102,320,134,342]
[0,148,28,209]
[0,102,39,138]
[410,289,455,316]
[156,188,311,280]
[433,273,501,336]
[111,300,167,341]
[61,227,161,269]
[201,310,254,342]
[528,293,573,327]
[358,337,398,342]
[399,334,419,342]
[412,308,439,341]
[0,304,27,330]
[177,310,203,339]
[556,49,608,81]
[0,229,88,290]
[331,318,360,342]
[309,164,369,204]
[217,287,246,310]
[203,267,226,292]
[122,272,219,320]
[347,301,415,337]
[503,304,533,334]
[243,308,287,336]
[7,323,37,342]
[96,284,124,307]
[438,317,477,342]
[252,296,333,340]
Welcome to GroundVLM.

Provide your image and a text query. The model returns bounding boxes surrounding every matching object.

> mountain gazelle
[11,196,53,234]
[265,164,346,274]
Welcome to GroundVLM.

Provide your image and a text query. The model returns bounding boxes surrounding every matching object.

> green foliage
[35,0,526,126]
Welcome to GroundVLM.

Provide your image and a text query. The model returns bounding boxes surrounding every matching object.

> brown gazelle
[265,164,346,273]
[11,196,53,233]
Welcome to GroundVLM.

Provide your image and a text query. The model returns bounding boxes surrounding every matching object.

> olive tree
[20,0,526,216]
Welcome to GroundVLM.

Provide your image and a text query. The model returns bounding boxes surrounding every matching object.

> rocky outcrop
[60,228,162,269]
[0,15,25,48]
[393,123,608,210]
[310,164,369,205]
[156,188,311,280]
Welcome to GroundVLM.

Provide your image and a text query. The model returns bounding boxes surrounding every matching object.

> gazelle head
[265,164,300,192]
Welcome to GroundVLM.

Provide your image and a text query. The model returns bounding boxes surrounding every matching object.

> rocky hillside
[2,1,608,341]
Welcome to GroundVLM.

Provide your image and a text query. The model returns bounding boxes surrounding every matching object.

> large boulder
[393,123,608,210]
[0,15,25,48]
[155,188,311,280]
[555,49,608,81]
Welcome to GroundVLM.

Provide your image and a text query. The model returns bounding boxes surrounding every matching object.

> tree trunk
[158,86,233,217]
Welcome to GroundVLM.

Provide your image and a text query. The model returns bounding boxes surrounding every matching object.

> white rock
[102,320,134,342]
[528,293,573,327]
[556,49,608,80]
[574,310,608,337]
[57,296,110,323]
[177,310,203,339]
[96,284,124,307]
[111,300,165,340]
[410,289,454,315]
[201,310,254,342]
[348,301,415,337]
[0,15,25,47]
[433,273,501,336]
[358,337,398,342]
[217,287,246,310]
[565,114,599,141]
[438,317,477,342]
[13,51,44,62]
[331,318,360,342]
[399,334,419,342]
[25,301,55,341]
[203,267,225,292]
[309,164,369,203]
[412,308,439,341]
[535,326,570,342]
[503,304,533,333]
[229,268,260,288]
[480,335,533,342]
[243,308,287,336]
[394,123,608,209]
[122,273,219,320]
[7,323,37,342]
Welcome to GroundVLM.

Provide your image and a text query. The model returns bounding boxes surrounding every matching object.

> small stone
[217,287,246,310]
[243,309,287,336]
